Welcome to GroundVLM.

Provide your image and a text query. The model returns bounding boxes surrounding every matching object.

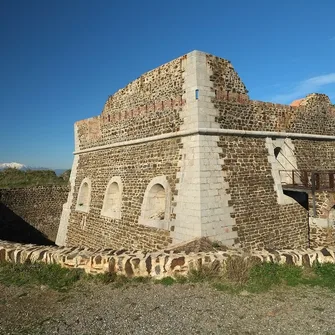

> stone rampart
[1,240,335,279]
[60,50,335,252]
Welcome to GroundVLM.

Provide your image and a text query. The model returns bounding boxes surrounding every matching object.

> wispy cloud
[330,36,335,41]
[270,73,335,104]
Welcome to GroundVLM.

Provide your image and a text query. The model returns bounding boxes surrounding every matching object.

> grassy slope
[0,168,70,188]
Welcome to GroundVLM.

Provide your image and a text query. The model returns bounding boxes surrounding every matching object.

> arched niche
[101,176,123,220]
[76,177,91,213]
[329,206,335,225]
[138,176,171,230]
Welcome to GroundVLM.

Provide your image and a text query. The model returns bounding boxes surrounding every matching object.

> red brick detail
[101,96,187,124]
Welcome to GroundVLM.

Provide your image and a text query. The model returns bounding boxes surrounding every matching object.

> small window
[101,177,122,219]
[76,178,91,213]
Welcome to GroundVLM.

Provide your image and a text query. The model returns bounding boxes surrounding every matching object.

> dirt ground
[1,281,335,335]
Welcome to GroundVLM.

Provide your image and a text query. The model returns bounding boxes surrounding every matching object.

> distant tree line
[0,168,71,189]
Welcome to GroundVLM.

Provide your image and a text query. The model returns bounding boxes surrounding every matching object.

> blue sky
[1,0,335,169]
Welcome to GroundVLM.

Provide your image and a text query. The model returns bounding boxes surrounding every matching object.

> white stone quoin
[171,51,238,246]
[56,124,80,246]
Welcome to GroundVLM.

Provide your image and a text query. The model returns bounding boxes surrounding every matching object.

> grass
[0,262,83,292]
[0,261,152,292]
[155,276,176,286]
[178,260,335,294]
[0,168,70,188]
[246,262,303,292]
[218,261,335,293]
[3,259,335,294]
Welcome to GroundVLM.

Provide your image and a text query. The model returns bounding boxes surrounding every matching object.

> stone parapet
[1,240,335,279]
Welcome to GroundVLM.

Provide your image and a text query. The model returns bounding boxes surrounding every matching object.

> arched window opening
[76,178,91,213]
[101,177,122,220]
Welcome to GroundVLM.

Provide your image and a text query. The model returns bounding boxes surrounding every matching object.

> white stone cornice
[73,128,335,155]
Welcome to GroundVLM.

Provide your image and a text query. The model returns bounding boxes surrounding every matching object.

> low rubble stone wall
[1,240,335,279]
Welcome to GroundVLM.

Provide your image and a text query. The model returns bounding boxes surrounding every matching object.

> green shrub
[155,276,176,286]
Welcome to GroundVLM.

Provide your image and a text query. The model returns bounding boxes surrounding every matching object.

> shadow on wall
[0,203,54,245]
[283,190,309,210]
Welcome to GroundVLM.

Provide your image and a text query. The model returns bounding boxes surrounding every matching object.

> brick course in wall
[77,98,185,151]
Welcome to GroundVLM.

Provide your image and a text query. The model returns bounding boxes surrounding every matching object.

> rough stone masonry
[56,50,335,251]
[1,239,335,279]
[1,186,69,243]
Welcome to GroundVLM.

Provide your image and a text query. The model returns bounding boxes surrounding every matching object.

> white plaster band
[74,128,335,155]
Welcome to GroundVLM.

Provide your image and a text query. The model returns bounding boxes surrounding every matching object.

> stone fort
[55,50,335,251]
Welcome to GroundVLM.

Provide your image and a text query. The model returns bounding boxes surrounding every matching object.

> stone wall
[206,54,248,95]
[294,140,335,171]
[213,94,335,135]
[294,138,335,221]
[1,239,335,279]
[0,186,69,243]
[77,98,185,151]
[207,54,335,249]
[66,138,182,250]
[217,136,308,249]
[59,53,189,250]
[310,223,335,248]
[77,56,186,151]
[102,56,185,116]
